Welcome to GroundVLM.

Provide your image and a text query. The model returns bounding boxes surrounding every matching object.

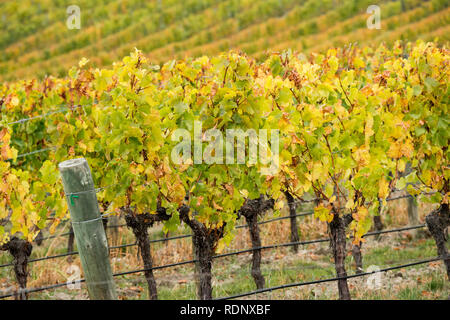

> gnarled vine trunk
[191,229,215,300]
[239,196,274,289]
[123,207,171,300]
[425,203,450,280]
[284,191,300,253]
[246,215,264,289]
[102,217,108,232]
[373,198,385,241]
[351,243,363,274]
[179,205,223,300]
[108,215,121,246]
[164,231,170,247]
[329,213,351,300]
[1,237,33,300]
[373,215,384,234]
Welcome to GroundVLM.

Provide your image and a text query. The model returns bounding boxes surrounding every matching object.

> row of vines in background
[155,0,445,62]
[1,0,449,81]
[0,0,297,78]
[0,40,449,300]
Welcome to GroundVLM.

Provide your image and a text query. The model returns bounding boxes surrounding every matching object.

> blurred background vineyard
[0,0,449,82]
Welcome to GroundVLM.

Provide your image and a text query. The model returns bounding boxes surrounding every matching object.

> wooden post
[59,158,117,300]
[407,194,420,236]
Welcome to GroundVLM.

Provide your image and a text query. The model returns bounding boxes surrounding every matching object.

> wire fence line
[214,256,443,300]
[4,102,120,161]
[5,104,87,126]
[0,194,438,299]
[0,190,429,268]
[33,208,317,246]
[0,256,199,299]
[37,222,128,242]
[0,254,442,299]
[0,206,426,269]
[4,101,118,128]
[0,223,428,277]
[0,240,138,268]
[32,190,425,245]
[29,205,316,246]
[14,146,59,159]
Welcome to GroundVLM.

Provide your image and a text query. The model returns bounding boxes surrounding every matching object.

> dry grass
[0,195,446,300]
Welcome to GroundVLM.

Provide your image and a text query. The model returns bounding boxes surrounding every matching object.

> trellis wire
[6,104,86,126]
[215,256,443,300]
[0,224,427,269]
[5,102,119,161]
[0,186,433,271]
[0,241,137,268]
[292,189,437,206]
[0,255,442,299]
[31,189,431,244]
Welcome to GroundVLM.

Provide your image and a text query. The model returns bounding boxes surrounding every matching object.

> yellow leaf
[388,139,414,159]
[400,139,414,158]
[378,177,390,199]
[398,159,406,173]
[49,222,58,234]
[312,162,324,181]
[275,199,284,211]
[314,205,333,223]
[387,142,402,159]
[365,115,374,146]
[353,146,370,167]
[11,97,19,107]
[345,198,355,210]
[216,240,226,254]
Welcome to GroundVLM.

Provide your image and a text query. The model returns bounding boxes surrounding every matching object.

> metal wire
[0,224,427,269]
[0,254,441,299]
[291,188,436,205]
[12,146,59,160]
[1,187,434,268]
[215,256,443,300]
[6,104,86,126]
[32,188,434,244]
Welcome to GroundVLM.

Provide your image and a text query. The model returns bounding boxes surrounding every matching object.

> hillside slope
[0,0,449,81]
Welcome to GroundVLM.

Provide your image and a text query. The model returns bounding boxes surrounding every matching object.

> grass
[0,196,449,300]
[150,236,449,300]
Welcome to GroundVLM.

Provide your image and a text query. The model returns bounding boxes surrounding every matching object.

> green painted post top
[59,158,99,223]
